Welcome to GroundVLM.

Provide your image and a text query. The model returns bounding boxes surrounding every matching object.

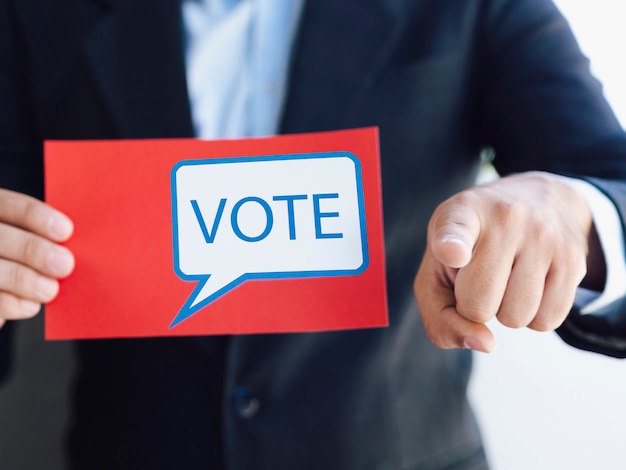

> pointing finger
[414,252,496,352]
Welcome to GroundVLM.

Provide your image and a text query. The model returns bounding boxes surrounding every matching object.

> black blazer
[2,0,626,468]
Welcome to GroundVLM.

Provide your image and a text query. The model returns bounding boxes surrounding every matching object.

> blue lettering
[191,198,227,244]
[272,194,308,240]
[192,193,344,242]
[231,197,273,242]
[312,193,343,239]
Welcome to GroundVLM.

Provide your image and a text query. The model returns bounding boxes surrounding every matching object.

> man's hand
[414,172,601,353]
[0,188,74,328]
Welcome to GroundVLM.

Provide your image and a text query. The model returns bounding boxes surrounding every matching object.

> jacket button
[232,386,260,419]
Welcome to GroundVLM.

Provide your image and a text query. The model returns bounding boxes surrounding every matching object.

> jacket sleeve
[0,0,45,382]
[557,178,626,358]
[474,0,626,357]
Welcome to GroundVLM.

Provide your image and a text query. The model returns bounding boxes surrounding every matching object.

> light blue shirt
[181,0,626,314]
[182,0,305,139]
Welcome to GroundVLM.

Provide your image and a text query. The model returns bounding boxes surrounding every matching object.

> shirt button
[232,386,260,419]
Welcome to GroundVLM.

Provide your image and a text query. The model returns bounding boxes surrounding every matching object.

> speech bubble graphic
[170,152,369,327]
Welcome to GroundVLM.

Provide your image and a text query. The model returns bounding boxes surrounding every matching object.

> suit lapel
[280,0,397,134]
[81,0,400,138]
[81,0,194,138]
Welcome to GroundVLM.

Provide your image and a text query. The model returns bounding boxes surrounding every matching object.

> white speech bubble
[170,152,368,327]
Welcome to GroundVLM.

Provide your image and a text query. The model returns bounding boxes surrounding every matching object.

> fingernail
[37,277,59,302]
[463,336,489,353]
[48,214,73,240]
[440,235,469,248]
[20,299,41,316]
[48,248,74,277]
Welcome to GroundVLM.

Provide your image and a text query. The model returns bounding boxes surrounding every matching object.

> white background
[469,2,626,469]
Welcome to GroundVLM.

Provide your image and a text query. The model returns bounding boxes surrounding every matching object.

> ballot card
[44,127,388,339]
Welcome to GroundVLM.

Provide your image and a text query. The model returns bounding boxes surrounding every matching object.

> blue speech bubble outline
[169,151,369,328]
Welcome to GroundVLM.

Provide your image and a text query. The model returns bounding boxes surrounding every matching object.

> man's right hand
[0,188,74,328]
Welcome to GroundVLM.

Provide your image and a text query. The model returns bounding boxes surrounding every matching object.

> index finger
[0,189,73,242]
[414,250,495,352]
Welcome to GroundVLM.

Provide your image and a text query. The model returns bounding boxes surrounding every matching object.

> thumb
[429,201,481,269]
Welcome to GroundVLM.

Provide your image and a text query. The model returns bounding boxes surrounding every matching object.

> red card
[44,127,388,339]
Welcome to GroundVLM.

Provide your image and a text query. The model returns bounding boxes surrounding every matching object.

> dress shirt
[181,0,625,314]
[182,0,305,139]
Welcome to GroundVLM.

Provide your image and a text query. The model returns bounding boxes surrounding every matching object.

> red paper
[44,128,388,339]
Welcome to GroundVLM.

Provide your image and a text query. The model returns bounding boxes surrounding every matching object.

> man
[1,0,625,468]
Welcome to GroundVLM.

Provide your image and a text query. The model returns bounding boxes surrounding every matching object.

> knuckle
[531,297,574,332]
[531,219,559,244]
[0,260,40,305]
[491,199,526,230]
[565,256,588,286]
[443,191,475,210]
[8,262,26,290]
[21,197,41,228]
[529,313,564,332]
[431,202,475,236]
[0,292,40,320]
[553,256,587,287]
[560,240,584,261]
[7,264,23,290]
[432,331,455,350]
[433,191,479,223]
[498,313,528,329]
[19,234,42,265]
[457,303,492,324]
[0,293,18,319]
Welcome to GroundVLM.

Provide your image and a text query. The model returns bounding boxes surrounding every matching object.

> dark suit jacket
[2,0,626,468]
